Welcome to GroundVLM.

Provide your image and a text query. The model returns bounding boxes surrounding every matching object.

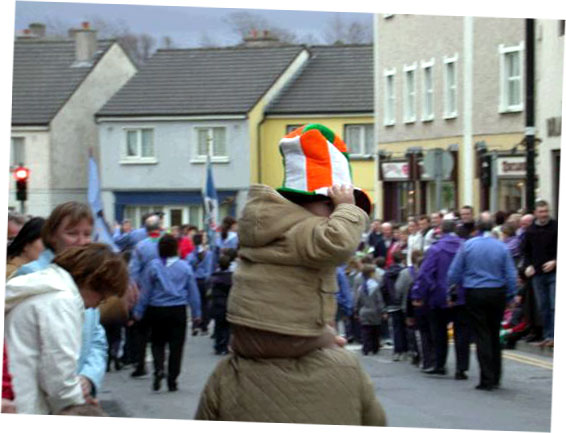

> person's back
[195,348,386,426]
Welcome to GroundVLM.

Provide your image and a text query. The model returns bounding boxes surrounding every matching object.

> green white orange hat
[277,123,372,216]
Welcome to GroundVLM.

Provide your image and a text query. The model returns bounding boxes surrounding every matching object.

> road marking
[503,352,553,370]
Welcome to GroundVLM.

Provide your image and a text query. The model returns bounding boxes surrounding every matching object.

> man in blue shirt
[448,220,517,391]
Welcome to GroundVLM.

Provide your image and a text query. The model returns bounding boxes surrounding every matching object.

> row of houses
[9,16,564,226]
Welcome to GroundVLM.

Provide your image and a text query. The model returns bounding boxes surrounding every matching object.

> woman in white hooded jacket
[4,244,128,414]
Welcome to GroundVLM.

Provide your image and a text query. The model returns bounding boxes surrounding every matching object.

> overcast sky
[15,1,373,47]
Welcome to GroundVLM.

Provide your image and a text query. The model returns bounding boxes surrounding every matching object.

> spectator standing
[335,265,354,341]
[187,232,214,336]
[448,221,517,391]
[381,252,407,361]
[210,254,234,355]
[7,211,25,246]
[457,206,476,239]
[356,264,385,356]
[5,217,45,280]
[522,200,557,348]
[406,219,421,266]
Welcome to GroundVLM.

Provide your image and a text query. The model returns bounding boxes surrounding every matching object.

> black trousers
[466,288,507,387]
[415,308,436,370]
[429,306,471,371]
[146,305,187,384]
[103,323,123,365]
[193,279,210,332]
[131,316,151,372]
[361,324,381,355]
[213,316,230,353]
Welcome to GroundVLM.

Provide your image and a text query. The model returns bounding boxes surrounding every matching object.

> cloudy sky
[15,1,374,47]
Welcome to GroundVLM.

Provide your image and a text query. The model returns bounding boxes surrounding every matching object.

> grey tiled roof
[11,39,114,126]
[266,45,373,115]
[97,45,306,117]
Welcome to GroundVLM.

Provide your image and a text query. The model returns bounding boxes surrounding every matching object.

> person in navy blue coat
[133,234,201,392]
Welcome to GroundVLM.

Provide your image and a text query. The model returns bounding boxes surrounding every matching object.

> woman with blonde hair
[4,244,128,414]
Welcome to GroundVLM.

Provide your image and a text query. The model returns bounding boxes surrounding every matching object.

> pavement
[98,330,553,431]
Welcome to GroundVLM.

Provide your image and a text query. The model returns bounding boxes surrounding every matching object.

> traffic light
[13,165,29,202]
[480,154,492,187]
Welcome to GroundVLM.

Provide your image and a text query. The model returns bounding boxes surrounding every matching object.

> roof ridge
[155,44,306,53]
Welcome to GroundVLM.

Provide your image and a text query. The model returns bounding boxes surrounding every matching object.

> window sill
[403,118,416,125]
[499,106,523,114]
[349,155,375,161]
[384,122,396,127]
[443,113,458,120]
[120,158,158,165]
[191,157,230,164]
[421,116,434,123]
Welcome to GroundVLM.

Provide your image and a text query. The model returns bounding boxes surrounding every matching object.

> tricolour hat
[277,123,372,215]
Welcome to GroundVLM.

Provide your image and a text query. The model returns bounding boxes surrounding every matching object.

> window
[403,64,417,123]
[123,128,155,162]
[421,59,435,121]
[560,20,565,37]
[285,124,303,135]
[344,124,374,156]
[383,68,396,126]
[10,137,25,168]
[443,55,458,118]
[194,127,228,162]
[499,43,524,113]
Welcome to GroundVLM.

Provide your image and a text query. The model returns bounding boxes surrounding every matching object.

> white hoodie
[4,264,86,414]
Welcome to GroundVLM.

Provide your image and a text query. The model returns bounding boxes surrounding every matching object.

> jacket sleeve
[290,204,368,267]
[194,366,220,420]
[412,253,434,301]
[447,247,466,288]
[38,297,86,413]
[129,245,143,284]
[336,268,353,315]
[359,363,387,426]
[133,263,155,318]
[78,309,108,395]
[504,249,518,300]
[186,270,202,319]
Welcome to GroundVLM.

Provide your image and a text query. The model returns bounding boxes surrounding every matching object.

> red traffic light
[14,166,29,181]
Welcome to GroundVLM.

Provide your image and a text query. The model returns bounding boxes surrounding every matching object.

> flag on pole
[202,154,218,250]
[88,153,120,252]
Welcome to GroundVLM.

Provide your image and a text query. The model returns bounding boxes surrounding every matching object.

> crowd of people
[0,124,558,423]
[335,201,557,391]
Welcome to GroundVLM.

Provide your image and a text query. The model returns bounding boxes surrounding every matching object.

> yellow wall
[260,116,377,205]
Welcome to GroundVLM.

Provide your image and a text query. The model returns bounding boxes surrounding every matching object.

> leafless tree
[161,36,175,49]
[223,10,298,44]
[199,31,219,48]
[323,13,372,45]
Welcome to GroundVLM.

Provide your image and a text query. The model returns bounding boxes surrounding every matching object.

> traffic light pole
[525,18,536,213]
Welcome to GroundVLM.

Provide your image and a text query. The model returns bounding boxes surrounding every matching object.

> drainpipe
[525,18,536,212]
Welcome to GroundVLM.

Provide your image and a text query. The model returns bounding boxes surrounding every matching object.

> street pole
[462,16,475,207]
[525,18,536,212]
[373,13,381,219]
[434,148,443,211]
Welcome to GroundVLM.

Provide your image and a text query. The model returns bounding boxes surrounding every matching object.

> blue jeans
[532,272,556,340]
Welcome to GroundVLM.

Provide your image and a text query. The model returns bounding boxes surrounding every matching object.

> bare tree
[161,36,175,49]
[199,31,219,48]
[224,10,298,44]
[323,13,372,45]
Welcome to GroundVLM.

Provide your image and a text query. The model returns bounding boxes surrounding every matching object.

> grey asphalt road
[98,330,553,432]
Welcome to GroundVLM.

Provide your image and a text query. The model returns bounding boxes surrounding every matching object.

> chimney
[28,22,46,38]
[16,28,37,40]
[73,21,98,64]
[242,28,281,47]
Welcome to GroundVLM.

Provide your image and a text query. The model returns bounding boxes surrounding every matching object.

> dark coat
[210,270,233,319]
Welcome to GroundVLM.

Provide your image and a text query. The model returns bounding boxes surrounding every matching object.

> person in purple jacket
[412,220,471,380]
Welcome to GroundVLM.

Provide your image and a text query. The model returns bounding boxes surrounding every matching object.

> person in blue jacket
[128,215,163,377]
[448,220,517,391]
[133,234,201,392]
[335,265,354,340]
[412,220,470,379]
[187,232,214,336]
[14,201,107,403]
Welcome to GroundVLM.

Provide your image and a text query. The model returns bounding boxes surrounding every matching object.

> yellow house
[259,45,378,212]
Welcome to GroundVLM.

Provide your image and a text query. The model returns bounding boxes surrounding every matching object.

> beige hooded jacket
[227,184,369,337]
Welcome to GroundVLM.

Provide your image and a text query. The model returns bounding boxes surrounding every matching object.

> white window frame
[403,63,417,124]
[192,125,229,163]
[499,42,525,113]
[121,127,157,164]
[10,136,25,169]
[383,68,396,126]
[443,54,459,119]
[420,58,435,122]
[344,124,374,157]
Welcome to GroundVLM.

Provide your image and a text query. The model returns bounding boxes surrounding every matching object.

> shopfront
[381,161,413,222]
[495,156,527,212]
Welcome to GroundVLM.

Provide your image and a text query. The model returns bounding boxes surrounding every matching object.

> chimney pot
[82,21,90,29]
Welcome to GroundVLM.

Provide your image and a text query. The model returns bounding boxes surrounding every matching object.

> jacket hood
[4,264,80,315]
[238,184,322,248]
[436,234,463,254]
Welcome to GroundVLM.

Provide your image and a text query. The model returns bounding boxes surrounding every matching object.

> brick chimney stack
[72,21,98,65]
[28,23,46,38]
[242,28,282,47]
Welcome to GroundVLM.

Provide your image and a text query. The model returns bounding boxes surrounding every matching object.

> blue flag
[88,155,119,252]
[203,154,218,249]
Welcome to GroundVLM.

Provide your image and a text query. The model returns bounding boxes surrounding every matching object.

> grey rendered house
[96,42,309,228]
[10,22,137,217]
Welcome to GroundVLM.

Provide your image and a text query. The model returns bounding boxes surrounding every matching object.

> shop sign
[382,162,409,180]
[497,157,526,177]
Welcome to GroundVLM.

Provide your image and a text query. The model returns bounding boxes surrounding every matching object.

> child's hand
[328,184,355,207]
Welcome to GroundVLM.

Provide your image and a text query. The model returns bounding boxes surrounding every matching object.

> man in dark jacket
[448,221,517,391]
[412,220,470,379]
[380,252,407,361]
[210,254,234,355]
[522,200,557,348]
